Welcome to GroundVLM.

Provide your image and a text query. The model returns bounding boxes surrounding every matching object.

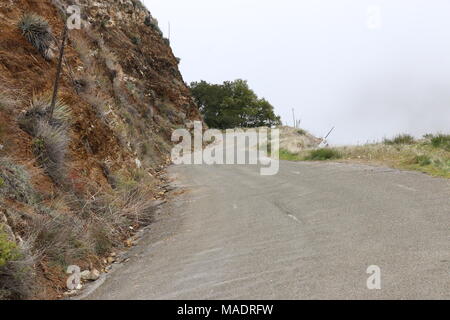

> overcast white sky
[144,0,450,144]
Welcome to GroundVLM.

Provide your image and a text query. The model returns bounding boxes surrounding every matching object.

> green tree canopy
[190,79,282,129]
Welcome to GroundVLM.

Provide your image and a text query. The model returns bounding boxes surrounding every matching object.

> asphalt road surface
[87,161,449,299]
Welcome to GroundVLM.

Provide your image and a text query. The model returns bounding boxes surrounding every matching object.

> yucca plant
[19,94,71,136]
[18,14,54,60]
[33,121,69,184]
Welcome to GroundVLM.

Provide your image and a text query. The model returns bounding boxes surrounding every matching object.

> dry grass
[337,142,450,178]
[0,81,24,114]
[24,172,157,273]
[0,157,36,205]
[0,92,16,112]
[278,131,449,178]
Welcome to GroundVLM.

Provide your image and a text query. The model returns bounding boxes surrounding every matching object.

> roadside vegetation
[0,3,192,299]
[279,133,450,178]
[0,153,159,299]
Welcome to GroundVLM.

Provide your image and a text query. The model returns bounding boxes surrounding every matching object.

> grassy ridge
[279,134,450,178]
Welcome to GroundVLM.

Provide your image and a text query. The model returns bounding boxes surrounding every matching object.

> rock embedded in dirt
[80,269,100,281]
[80,270,91,281]
[88,269,101,281]
[124,239,133,247]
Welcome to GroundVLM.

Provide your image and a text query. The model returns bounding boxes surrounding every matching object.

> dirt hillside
[0,0,201,299]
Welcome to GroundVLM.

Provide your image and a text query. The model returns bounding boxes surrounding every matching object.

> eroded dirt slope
[0,0,201,299]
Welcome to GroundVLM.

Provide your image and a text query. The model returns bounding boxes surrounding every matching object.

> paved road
[87,161,449,299]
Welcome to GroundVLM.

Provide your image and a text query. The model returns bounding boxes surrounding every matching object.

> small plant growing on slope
[33,122,69,184]
[304,148,342,161]
[18,14,54,60]
[0,89,17,112]
[19,94,71,136]
[0,227,20,268]
[0,226,37,299]
[144,15,163,36]
[0,158,36,204]
[415,155,432,166]
[383,134,416,145]
[430,134,450,151]
[19,94,71,184]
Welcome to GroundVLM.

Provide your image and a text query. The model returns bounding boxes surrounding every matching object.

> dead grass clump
[0,157,36,205]
[82,92,114,124]
[75,173,157,254]
[29,212,93,268]
[71,35,94,68]
[0,92,16,112]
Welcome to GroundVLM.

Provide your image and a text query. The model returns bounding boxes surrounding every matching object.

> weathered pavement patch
[86,161,450,299]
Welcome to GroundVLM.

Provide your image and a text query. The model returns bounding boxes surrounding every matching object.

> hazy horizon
[145,0,450,145]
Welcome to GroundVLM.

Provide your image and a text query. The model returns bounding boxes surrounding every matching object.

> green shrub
[0,227,35,300]
[304,148,342,161]
[415,155,432,166]
[383,134,416,145]
[297,129,307,135]
[279,149,301,161]
[144,16,163,36]
[430,134,450,151]
[18,14,53,60]
[130,35,141,46]
[0,227,20,267]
